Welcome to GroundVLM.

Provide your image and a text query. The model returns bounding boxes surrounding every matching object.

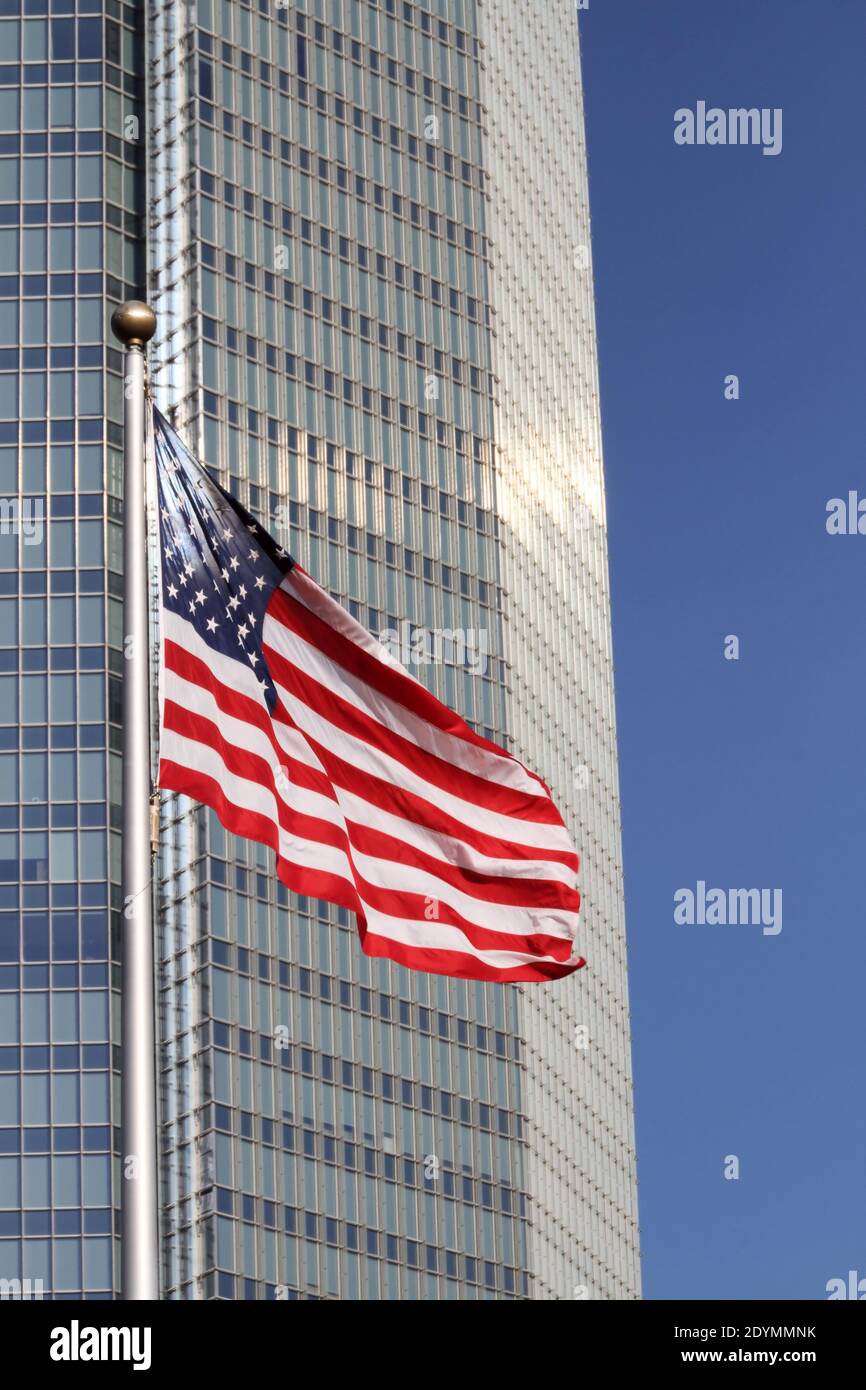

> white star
[237,623,249,640]
[247,613,256,627]
[254,575,266,590]
[248,549,259,563]
[276,546,288,558]
[222,528,232,541]
[188,600,196,614]
[249,651,259,667]
[238,584,247,599]
[206,617,218,633]
[221,567,229,582]
[167,582,178,599]
[194,588,206,605]
[228,595,240,611]
[184,562,195,576]
[179,571,189,586]
[229,556,240,571]
[247,523,258,534]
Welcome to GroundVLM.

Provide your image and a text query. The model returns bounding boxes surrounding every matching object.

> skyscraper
[0,0,639,1300]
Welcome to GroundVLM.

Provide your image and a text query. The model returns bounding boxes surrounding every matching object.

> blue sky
[581,0,866,1299]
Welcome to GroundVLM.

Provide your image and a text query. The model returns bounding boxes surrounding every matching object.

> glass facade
[0,0,147,1296]
[484,0,639,1298]
[0,0,638,1301]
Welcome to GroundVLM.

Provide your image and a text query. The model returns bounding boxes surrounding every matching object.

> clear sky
[580,0,866,1299]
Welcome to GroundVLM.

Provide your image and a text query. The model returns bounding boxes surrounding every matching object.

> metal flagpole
[111,300,160,1300]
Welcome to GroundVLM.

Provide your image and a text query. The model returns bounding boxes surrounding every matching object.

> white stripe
[334,784,577,890]
[267,661,572,855]
[361,906,575,971]
[164,657,335,821]
[159,726,354,884]
[351,847,577,942]
[285,565,411,663]
[161,605,269,705]
[276,571,546,800]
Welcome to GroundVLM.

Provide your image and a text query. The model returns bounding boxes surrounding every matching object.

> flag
[153,408,584,982]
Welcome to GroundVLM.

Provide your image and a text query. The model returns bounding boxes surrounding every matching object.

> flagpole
[111,300,160,1301]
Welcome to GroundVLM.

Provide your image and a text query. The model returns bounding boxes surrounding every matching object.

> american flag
[153,408,584,982]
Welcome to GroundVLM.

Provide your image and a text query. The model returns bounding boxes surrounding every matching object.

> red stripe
[272,697,579,873]
[359,930,585,984]
[163,697,347,852]
[158,758,357,910]
[263,621,563,826]
[158,756,577,965]
[164,638,338,805]
[271,576,553,796]
[345,816,580,915]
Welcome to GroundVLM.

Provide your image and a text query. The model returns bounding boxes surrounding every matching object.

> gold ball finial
[111,300,157,347]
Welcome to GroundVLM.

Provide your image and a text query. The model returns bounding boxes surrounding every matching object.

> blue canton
[153,408,294,713]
